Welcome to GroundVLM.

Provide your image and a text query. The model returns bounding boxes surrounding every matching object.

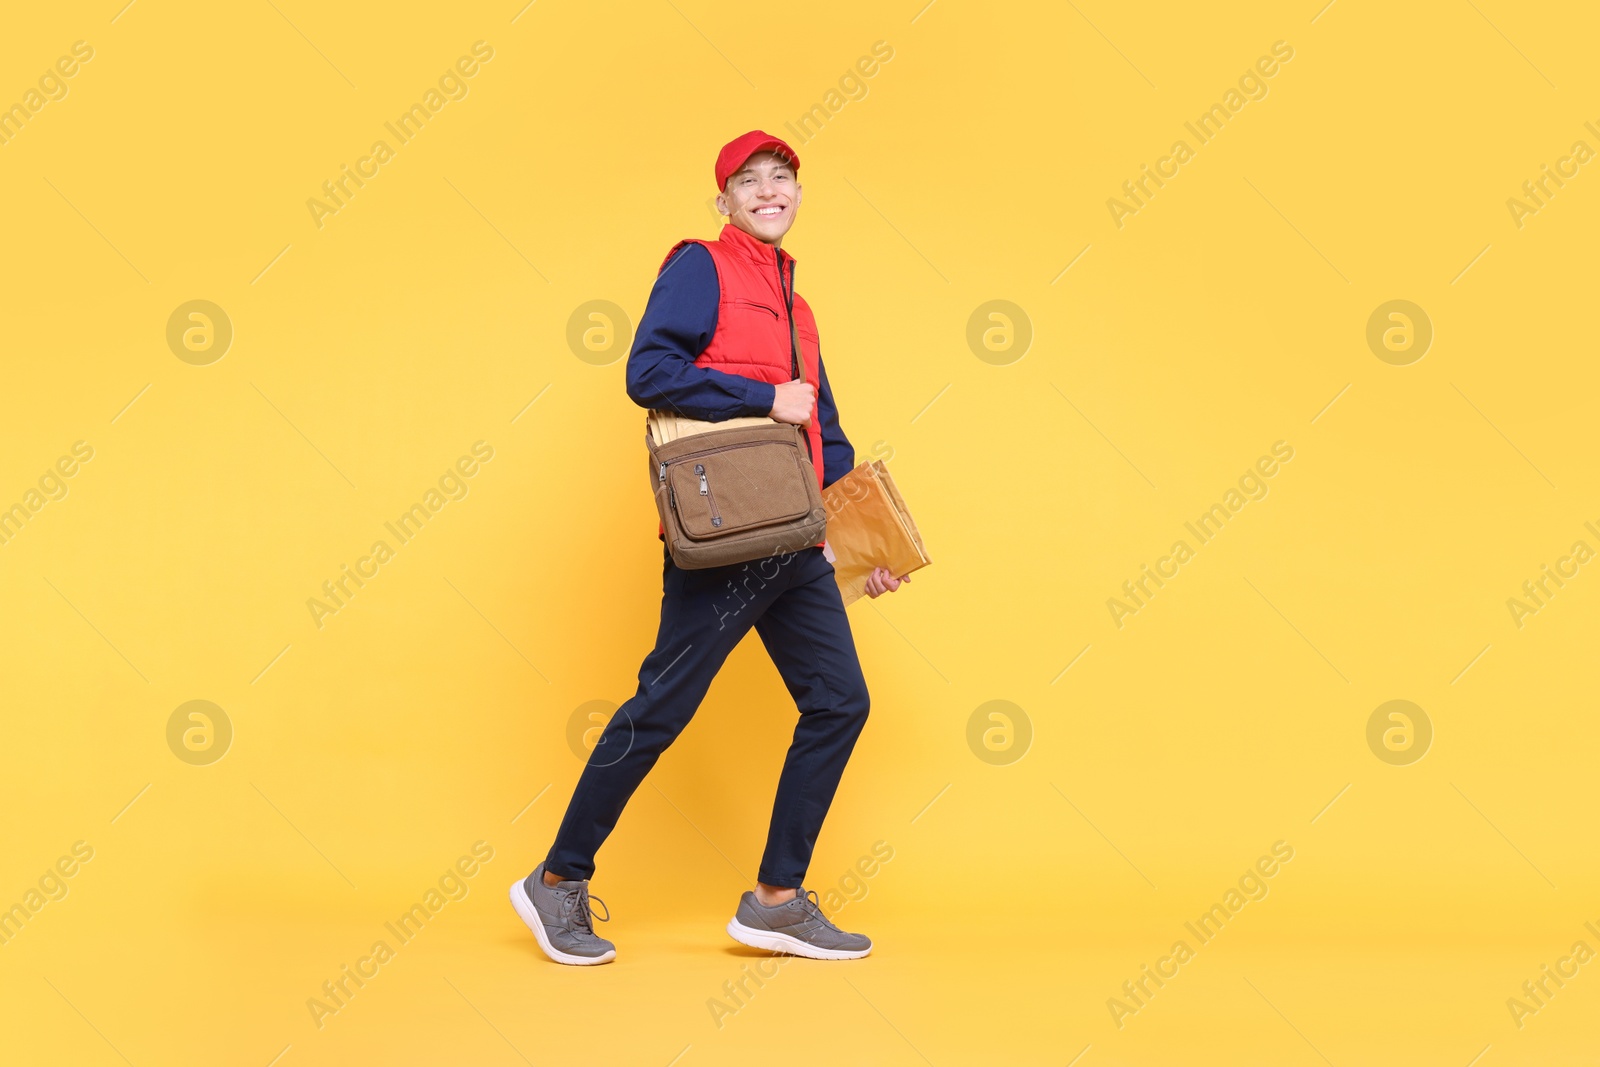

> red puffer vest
[653,222,826,548]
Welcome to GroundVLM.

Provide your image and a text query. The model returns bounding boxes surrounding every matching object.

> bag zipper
[663,436,796,465]
[659,435,812,534]
[694,462,722,527]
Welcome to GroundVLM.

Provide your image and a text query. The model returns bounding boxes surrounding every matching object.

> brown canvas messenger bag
[645,264,827,570]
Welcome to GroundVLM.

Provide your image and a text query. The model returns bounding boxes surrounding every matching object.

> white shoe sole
[725,917,872,960]
[508,878,615,966]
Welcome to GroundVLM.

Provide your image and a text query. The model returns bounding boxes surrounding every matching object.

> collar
[718,220,794,269]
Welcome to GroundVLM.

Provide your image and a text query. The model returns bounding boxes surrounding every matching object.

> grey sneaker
[726,887,872,960]
[509,861,615,965]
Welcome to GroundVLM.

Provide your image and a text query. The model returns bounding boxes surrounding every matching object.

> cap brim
[730,141,798,178]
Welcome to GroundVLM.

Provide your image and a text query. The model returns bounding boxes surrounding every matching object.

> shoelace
[788,888,839,932]
[559,883,610,936]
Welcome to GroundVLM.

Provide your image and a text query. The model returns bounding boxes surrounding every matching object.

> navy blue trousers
[545,542,871,889]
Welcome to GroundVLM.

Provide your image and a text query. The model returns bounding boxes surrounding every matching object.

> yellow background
[2,0,1597,1064]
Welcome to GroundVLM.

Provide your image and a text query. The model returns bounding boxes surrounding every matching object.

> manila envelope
[822,460,931,606]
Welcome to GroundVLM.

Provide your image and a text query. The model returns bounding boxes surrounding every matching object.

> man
[509,130,909,966]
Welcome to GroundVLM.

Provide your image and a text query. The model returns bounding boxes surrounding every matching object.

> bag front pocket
[665,439,812,541]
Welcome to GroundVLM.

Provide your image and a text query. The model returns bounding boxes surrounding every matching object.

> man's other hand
[864,567,911,598]
[769,378,816,425]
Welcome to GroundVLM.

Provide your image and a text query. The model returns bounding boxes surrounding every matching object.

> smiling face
[718,150,802,246]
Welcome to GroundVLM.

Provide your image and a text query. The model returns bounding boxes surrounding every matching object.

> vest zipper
[731,298,778,319]
[776,249,798,380]
[694,462,722,527]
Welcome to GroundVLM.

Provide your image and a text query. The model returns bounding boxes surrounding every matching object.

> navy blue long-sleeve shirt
[626,242,855,489]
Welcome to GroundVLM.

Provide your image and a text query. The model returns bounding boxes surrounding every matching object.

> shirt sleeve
[625,242,779,421]
[815,351,855,489]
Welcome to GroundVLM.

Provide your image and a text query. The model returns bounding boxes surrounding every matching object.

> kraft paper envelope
[822,460,930,607]
[646,409,774,446]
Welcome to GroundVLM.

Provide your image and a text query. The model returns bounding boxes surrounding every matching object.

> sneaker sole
[725,917,871,960]
[508,878,615,966]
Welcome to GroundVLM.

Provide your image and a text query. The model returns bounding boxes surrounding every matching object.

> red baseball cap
[714,130,801,191]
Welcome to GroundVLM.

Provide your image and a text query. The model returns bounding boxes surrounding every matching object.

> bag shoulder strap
[783,255,803,385]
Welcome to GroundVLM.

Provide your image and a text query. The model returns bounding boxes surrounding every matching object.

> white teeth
[757,207,782,215]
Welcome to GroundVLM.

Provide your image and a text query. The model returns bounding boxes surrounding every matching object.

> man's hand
[864,567,911,598]
[768,378,816,426]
